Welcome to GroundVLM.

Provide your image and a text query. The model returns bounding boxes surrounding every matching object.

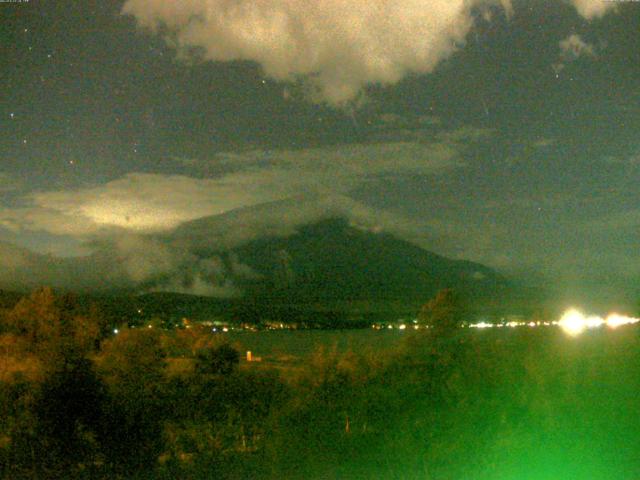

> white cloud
[559,34,596,60]
[122,0,515,105]
[0,138,465,237]
[0,233,256,296]
[553,34,597,77]
[167,192,443,255]
[0,130,473,293]
[568,0,616,19]
[150,274,242,298]
[121,0,614,105]
[0,197,420,292]
[0,241,109,291]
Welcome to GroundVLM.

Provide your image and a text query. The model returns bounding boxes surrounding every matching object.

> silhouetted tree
[95,327,168,474]
[32,357,106,476]
[418,289,464,335]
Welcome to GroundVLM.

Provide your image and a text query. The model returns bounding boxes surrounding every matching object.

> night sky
[1,0,639,299]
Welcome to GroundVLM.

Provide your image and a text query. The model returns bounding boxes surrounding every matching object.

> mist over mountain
[0,211,518,320]
[76,217,515,325]
[229,217,507,302]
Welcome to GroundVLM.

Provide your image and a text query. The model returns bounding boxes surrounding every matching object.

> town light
[558,309,588,336]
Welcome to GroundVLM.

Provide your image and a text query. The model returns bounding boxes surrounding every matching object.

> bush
[194,342,240,376]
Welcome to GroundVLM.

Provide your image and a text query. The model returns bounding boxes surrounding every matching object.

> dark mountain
[1,217,518,325]
[89,217,515,325]
[232,217,508,307]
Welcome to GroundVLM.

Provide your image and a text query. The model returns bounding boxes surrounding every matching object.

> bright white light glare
[585,315,605,329]
[470,322,493,329]
[606,313,640,329]
[558,308,640,335]
[558,308,588,336]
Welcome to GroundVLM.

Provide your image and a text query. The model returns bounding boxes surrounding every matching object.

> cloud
[568,0,616,19]
[0,194,427,295]
[0,232,258,296]
[0,137,467,238]
[0,172,290,236]
[121,0,615,105]
[167,192,443,254]
[552,34,597,76]
[559,34,596,60]
[151,275,242,298]
[99,235,248,297]
[0,241,111,291]
[0,242,34,272]
[0,187,448,295]
[122,0,517,105]
[0,131,479,294]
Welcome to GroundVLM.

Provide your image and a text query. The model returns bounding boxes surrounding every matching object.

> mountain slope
[231,217,508,307]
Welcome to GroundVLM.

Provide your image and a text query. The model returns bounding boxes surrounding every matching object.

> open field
[227,328,404,358]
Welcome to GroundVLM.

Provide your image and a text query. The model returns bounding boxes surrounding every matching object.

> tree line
[2,286,623,479]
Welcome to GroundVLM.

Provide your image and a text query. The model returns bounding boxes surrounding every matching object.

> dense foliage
[2,288,640,479]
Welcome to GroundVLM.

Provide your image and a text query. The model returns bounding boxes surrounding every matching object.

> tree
[95,327,168,474]
[195,342,240,376]
[1,289,108,477]
[32,357,106,476]
[96,327,167,395]
[3,288,101,366]
[418,289,464,336]
[5,287,59,346]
